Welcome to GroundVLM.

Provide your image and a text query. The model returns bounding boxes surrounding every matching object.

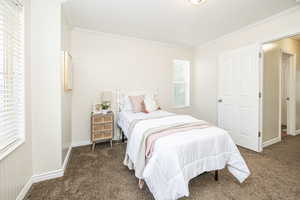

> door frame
[258,45,264,152]
[259,31,300,148]
[279,51,297,137]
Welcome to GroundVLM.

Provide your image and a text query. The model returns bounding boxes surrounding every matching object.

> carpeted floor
[25,136,300,200]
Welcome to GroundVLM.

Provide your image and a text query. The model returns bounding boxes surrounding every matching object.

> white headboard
[115,88,159,112]
[112,88,159,140]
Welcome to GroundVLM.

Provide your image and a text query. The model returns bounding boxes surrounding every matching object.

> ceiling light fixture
[189,0,206,5]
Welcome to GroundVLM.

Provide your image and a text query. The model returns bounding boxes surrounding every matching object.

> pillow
[129,95,145,113]
[144,95,159,113]
[120,96,133,111]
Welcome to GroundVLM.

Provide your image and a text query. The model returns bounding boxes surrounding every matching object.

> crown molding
[197,5,300,48]
[72,27,194,50]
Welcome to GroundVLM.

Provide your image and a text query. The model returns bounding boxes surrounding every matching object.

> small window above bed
[172,60,190,108]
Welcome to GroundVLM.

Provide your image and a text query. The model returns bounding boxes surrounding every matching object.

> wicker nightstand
[91,112,114,151]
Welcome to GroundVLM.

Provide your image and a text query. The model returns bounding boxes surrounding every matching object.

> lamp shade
[101,91,113,102]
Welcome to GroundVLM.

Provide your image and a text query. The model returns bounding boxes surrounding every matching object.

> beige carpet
[25,136,300,200]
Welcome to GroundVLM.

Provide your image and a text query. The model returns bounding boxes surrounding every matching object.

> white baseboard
[295,129,300,135]
[16,167,65,200]
[62,146,72,170]
[16,145,72,199]
[72,140,92,147]
[263,136,281,148]
[16,177,33,200]
[32,168,64,183]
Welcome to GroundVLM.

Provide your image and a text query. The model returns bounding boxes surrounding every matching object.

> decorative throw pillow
[144,95,159,113]
[129,95,145,113]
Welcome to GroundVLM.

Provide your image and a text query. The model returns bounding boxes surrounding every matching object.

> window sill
[0,138,25,161]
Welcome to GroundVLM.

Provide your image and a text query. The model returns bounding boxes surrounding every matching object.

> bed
[116,92,250,200]
[118,110,174,139]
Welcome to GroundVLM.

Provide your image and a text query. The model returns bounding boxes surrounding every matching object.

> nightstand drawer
[93,123,113,132]
[93,131,112,140]
[93,115,113,123]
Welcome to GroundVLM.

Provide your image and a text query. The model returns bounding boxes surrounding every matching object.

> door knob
[218,99,223,103]
[286,97,290,101]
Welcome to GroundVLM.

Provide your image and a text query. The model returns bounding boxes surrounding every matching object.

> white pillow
[144,95,159,113]
[120,96,133,111]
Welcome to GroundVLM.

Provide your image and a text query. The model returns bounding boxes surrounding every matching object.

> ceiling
[63,0,299,47]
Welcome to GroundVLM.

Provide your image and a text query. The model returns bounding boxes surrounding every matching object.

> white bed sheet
[117,110,174,137]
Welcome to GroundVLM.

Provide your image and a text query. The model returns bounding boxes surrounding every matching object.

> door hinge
[259,52,262,58]
[259,92,262,98]
[258,131,261,137]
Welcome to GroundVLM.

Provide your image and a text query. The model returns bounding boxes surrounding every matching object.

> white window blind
[172,60,190,107]
[0,0,24,152]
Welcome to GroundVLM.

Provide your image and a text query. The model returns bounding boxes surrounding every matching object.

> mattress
[117,110,174,137]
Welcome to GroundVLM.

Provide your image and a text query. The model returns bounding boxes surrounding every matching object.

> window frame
[172,59,190,108]
[0,0,25,161]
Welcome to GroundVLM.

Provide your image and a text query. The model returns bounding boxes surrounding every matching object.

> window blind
[0,0,24,152]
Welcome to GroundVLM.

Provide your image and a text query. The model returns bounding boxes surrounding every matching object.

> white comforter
[118,110,174,137]
[125,115,250,200]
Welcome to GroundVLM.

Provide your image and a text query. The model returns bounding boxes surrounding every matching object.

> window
[0,0,24,159]
[172,60,190,107]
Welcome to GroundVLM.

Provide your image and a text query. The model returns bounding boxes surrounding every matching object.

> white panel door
[218,44,262,152]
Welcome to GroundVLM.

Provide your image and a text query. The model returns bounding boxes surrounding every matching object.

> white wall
[192,50,218,123]
[61,10,72,164]
[31,0,62,174]
[0,0,33,199]
[192,6,300,130]
[1,0,65,198]
[71,29,194,144]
